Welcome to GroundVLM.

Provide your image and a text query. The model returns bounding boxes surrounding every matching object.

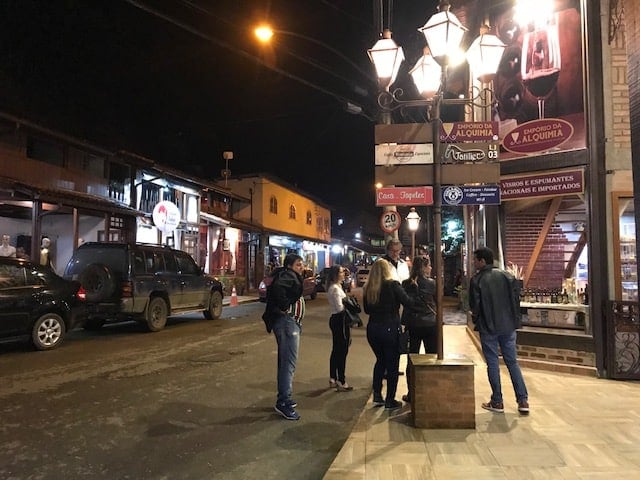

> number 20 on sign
[380,211,401,233]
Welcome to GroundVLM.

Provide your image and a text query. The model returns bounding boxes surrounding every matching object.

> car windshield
[65,246,128,276]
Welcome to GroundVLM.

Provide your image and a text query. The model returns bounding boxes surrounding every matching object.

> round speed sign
[380,210,401,234]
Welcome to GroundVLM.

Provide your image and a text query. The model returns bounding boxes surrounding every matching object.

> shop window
[289,204,296,220]
[612,192,636,301]
[26,136,64,167]
[269,196,278,214]
[108,162,130,202]
[68,147,105,177]
[306,210,312,225]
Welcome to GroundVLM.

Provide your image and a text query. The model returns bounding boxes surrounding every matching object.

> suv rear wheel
[204,290,223,320]
[145,297,168,332]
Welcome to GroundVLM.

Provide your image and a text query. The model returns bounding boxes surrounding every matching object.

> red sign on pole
[376,186,434,206]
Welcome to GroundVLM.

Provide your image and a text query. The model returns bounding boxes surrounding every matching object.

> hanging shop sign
[442,185,501,206]
[152,200,181,233]
[376,186,433,206]
[502,118,574,155]
[380,210,402,234]
[441,142,499,164]
[440,121,499,143]
[500,169,584,200]
[375,143,434,165]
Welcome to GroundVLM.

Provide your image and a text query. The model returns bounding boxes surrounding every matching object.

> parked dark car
[258,268,317,302]
[0,257,86,350]
[63,242,224,332]
[315,267,353,293]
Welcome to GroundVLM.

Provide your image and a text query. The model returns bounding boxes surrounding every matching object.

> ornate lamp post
[406,207,421,259]
[368,0,504,360]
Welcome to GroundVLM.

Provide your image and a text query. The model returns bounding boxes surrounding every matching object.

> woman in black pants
[401,256,438,402]
[363,259,414,410]
[326,265,353,391]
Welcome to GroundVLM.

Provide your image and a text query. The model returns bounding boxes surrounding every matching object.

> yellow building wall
[221,176,332,243]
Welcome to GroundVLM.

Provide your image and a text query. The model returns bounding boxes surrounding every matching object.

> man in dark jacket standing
[264,253,305,420]
[469,247,529,415]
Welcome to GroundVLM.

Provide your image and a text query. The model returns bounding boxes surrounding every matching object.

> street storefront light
[406,207,421,232]
[367,29,405,92]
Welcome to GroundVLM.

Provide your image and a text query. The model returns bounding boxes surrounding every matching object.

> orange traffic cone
[230,285,239,307]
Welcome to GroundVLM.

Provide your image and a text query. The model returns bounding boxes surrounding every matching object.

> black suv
[64,242,224,332]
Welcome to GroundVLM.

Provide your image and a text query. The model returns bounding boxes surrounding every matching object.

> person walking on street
[363,259,415,411]
[469,246,530,415]
[263,253,306,420]
[382,239,410,283]
[400,256,438,402]
[326,265,354,392]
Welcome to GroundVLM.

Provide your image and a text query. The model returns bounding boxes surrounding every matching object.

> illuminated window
[306,210,312,225]
[269,196,278,214]
[289,204,297,220]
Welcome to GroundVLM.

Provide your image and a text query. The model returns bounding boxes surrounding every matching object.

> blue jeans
[273,313,301,406]
[480,331,528,404]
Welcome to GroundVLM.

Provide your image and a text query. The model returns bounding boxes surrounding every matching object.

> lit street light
[368,0,504,360]
[406,207,421,260]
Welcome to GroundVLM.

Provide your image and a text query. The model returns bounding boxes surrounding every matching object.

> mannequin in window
[40,237,55,270]
[0,234,16,257]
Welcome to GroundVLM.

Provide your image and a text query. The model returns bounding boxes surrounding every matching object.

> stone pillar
[409,354,475,429]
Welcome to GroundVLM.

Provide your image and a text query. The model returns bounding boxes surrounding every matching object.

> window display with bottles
[612,192,637,302]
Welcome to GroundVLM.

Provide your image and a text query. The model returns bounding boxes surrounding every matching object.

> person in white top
[326,265,354,392]
[0,234,16,257]
[382,239,410,282]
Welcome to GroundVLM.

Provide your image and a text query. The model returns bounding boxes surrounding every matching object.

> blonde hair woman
[363,259,414,410]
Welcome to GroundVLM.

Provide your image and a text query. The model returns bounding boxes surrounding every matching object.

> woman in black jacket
[401,256,438,355]
[363,258,414,410]
[401,256,437,402]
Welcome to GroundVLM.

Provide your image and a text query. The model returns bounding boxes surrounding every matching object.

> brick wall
[504,211,569,289]
[610,14,631,150]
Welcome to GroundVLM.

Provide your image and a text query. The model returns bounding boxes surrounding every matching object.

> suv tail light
[121,280,134,298]
[76,285,87,301]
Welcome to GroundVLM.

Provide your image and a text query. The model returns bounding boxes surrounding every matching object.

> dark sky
[0,0,442,225]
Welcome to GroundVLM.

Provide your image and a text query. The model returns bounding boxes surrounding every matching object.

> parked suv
[64,242,224,332]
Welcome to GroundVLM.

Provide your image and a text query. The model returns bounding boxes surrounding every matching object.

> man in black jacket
[469,247,529,416]
[263,253,305,420]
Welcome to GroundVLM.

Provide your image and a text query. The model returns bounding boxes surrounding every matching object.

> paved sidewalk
[324,316,640,479]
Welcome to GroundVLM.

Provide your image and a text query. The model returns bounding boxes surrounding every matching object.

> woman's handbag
[408,310,436,328]
[342,295,361,314]
[343,309,362,328]
[342,296,363,327]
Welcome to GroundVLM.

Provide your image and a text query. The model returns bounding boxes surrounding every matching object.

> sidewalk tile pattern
[324,316,640,480]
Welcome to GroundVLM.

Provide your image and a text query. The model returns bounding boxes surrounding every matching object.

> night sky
[0,0,444,230]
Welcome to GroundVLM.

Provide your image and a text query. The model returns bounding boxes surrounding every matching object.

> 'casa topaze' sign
[376,186,433,206]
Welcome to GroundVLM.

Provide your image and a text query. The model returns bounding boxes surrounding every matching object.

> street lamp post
[368,0,504,360]
[406,207,421,259]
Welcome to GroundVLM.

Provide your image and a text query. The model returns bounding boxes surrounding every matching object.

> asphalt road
[0,293,376,480]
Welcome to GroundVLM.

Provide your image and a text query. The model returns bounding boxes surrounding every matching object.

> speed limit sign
[380,210,401,234]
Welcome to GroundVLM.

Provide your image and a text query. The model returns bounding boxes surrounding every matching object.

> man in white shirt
[382,239,409,282]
